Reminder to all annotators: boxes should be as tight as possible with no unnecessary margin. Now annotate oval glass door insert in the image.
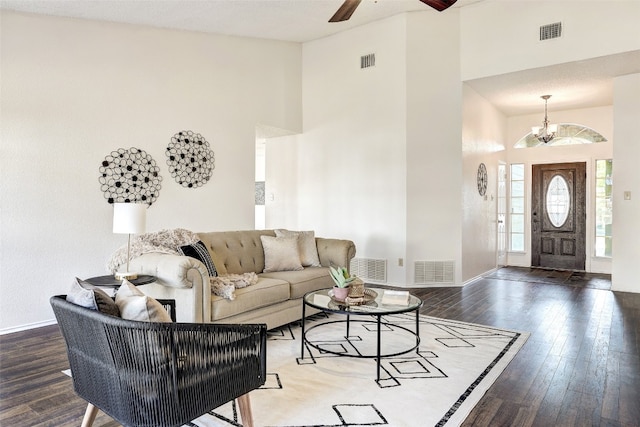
[546,175,570,227]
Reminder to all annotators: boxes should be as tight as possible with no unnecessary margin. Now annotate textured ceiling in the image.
[0,0,481,43]
[2,0,639,116]
[466,51,640,116]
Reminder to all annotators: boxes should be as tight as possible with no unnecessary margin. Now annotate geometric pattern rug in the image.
[186,313,529,427]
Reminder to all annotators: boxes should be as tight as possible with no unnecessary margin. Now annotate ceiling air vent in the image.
[360,53,375,69]
[540,22,562,41]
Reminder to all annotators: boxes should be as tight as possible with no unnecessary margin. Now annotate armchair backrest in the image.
[50,295,267,427]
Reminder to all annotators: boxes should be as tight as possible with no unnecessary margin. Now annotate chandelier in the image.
[531,95,557,143]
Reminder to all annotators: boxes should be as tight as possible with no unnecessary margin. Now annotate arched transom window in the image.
[515,123,607,148]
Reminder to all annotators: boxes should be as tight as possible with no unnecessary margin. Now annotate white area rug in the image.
[186,313,529,427]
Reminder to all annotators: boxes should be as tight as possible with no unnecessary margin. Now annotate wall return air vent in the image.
[350,257,387,282]
[540,22,562,41]
[414,261,455,285]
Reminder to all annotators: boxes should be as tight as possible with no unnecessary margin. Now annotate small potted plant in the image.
[329,266,355,301]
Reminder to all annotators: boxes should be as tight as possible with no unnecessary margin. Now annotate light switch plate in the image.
[624,191,631,200]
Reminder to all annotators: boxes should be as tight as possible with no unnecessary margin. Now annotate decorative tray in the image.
[346,287,378,305]
[327,288,378,306]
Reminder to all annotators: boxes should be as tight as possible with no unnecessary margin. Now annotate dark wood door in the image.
[531,162,586,270]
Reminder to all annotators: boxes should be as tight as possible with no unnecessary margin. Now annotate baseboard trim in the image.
[0,319,57,335]
[409,283,464,288]
[463,267,498,287]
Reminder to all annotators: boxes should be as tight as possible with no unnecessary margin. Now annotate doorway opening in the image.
[255,124,298,230]
[255,138,266,229]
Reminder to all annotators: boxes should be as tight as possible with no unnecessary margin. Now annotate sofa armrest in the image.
[128,253,208,289]
[128,253,211,323]
[315,238,356,270]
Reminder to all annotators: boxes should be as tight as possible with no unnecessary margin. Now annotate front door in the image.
[531,162,586,270]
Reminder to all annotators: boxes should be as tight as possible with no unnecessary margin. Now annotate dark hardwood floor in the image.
[1,267,638,426]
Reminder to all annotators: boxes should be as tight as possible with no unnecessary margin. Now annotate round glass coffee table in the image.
[301,287,423,382]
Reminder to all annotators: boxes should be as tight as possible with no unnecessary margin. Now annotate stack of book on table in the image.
[381,290,410,305]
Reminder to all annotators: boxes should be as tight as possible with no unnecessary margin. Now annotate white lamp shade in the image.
[113,203,147,234]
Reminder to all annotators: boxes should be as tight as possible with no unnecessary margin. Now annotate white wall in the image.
[405,11,463,285]
[297,15,408,285]
[461,85,507,282]
[0,11,302,332]
[291,11,465,287]
[612,73,640,292]
[505,106,614,273]
[460,1,640,80]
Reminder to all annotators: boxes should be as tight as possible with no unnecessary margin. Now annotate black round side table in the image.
[84,275,156,287]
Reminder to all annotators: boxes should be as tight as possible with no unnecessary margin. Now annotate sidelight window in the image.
[595,159,613,257]
[509,164,525,251]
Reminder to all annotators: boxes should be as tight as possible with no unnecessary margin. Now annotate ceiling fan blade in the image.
[329,0,362,22]
[419,0,458,12]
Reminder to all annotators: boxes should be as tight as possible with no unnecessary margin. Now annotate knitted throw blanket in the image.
[107,228,200,273]
[210,273,258,300]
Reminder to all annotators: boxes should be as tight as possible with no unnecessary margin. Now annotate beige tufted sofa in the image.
[130,230,356,329]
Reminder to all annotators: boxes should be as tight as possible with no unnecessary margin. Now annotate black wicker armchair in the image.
[50,295,267,427]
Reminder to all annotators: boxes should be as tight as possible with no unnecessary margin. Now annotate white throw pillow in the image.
[274,229,321,267]
[115,281,172,322]
[261,235,304,273]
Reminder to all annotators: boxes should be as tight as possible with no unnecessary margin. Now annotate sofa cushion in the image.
[274,229,321,267]
[260,235,304,273]
[210,277,290,321]
[178,240,218,276]
[260,267,331,299]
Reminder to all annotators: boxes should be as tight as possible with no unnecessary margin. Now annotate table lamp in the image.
[113,202,147,280]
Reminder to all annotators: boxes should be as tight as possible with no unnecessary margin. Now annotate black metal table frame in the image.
[84,274,156,287]
[300,292,422,383]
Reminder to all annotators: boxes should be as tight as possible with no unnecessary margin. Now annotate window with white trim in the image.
[509,163,525,252]
[595,159,613,257]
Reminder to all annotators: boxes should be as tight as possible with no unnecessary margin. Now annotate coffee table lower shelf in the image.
[300,288,423,383]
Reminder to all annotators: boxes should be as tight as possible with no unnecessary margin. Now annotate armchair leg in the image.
[81,403,98,427]
[237,393,254,427]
